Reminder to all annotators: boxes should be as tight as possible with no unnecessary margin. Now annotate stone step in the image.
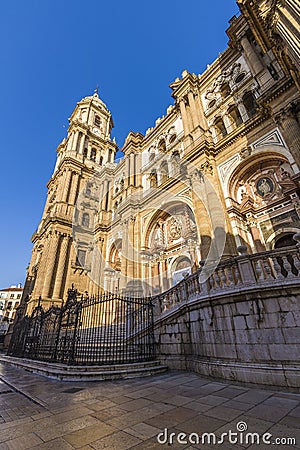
[0,355,168,381]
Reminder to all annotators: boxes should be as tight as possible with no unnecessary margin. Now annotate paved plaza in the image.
[0,363,299,449]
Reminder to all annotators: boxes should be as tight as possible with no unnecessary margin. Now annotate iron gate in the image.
[8,288,155,365]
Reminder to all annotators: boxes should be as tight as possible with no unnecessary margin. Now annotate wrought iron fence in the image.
[8,288,155,365]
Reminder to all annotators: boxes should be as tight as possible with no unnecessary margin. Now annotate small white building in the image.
[0,284,23,328]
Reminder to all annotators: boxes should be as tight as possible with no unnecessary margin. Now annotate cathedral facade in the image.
[22,0,300,313]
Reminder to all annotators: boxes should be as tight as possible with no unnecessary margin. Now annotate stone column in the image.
[98,181,104,212]
[107,180,112,212]
[68,172,79,205]
[240,35,264,76]
[135,153,142,187]
[126,217,135,281]
[121,220,129,279]
[79,134,85,154]
[134,214,141,279]
[248,220,266,252]
[209,159,237,258]
[158,261,164,292]
[153,261,159,292]
[163,258,169,289]
[102,179,109,211]
[129,153,135,187]
[72,132,78,152]
[187,91,197,130]
[62,170,72,203]
[52,235,70,300]
[179,97,191,135]
[67,133,73,151]
[193,92,206,129]
[275,105,300,169]
[190,173,213,259]
[186,102,194,133]
[32,238,50,299]
[41,232,60,299]
[57,171,67,202]
[124,154,130,189]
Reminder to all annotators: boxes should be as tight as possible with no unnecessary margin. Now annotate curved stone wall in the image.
[153,248,300,388]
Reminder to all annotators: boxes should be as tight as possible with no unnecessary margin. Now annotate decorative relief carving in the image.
[256,177,275,198]
[205,62,242,97]
[168,218,182,240]
[200,160,214,175]
[274,101,300,126]
[239,146,252,159]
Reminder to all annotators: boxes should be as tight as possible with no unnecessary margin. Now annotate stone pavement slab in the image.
[0,362,299,449]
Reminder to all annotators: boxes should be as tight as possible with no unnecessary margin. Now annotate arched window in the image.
[149,152,155,162]
[169,133,176,145]
[208,98,217,109]
[149,170,158,188]
[214,117,227,139]
[160,161,169,184]
[274,234,296,249]
[90,148,96,161]
[82,213,90,227]
[235,73,246,84]
[94,115,101,127]
[99,156,103,165]
[158,139,166,153]
[221,82,231,99]
[228,105,243,127]
[242,91,257,118]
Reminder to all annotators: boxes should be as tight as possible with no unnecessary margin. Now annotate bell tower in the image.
[23,91,118,313]
[54,89,117,171]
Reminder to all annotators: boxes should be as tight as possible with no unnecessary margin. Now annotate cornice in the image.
[258,77,294,105]
[31,219,73,243]
[142,108,180,148]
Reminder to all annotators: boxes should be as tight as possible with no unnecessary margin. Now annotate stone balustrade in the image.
[152,245,300,388]
[153,246,300,317]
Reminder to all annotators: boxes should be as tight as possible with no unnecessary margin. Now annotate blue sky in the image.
[0,0,239,288]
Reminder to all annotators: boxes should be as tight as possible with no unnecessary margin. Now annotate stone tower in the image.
[23,92,118,312]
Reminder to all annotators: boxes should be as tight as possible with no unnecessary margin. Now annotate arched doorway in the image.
[274,234,296,249]
[172,256,192,285]
[143,202,199,293]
